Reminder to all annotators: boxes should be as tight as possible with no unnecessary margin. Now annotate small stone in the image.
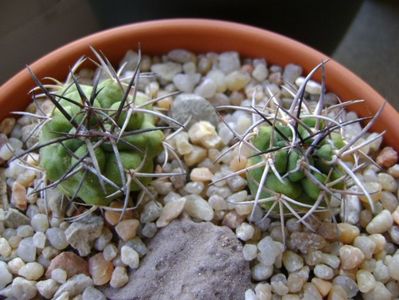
[252,263,273,281]
[222,211,245,229]
[257,236,283,266]
[378,173,397,192]
[218,51,241,74]
[366,209,393,234]
[103,243,118,262]
[42,246,60,260]
[31,213,49,232]
[170,93,218,127]
[245,289,257,300]
[168,49,195,63]
[184,181,204,195]
[333,275,359,298]
[10,277,37,299]
[337,223,360,244]
[82,286,106,300]
[242,244,257,261]
[0,117,16,135]
[151,62,182,82]
[64,215,104,256]
[388,254,399,280]
[287,272,306,293]
[236,223,255,241]
[380,191,398,212]
[327,285,348,300]
[4,208,30,228]
[369,233,386,253]
[0,261,12,289]
[363,282,392,300]
[173,73,201,93]
[156,197,186,227]
[184,145,207,167]
[282,250,304,273]
[141,222,157,238]
[393,206,399,225]
[94,227,113,251]
[110,266,129,288]
[188,121,221,149]
[283,64,302,83]
[120,245,139,269]
[53,274,93,299]
[339,245,365,270]
[255,282,272,300]
[7,257,25,275]
[0,237,11,257]
[353,236,376,259]
[373,260,390,283]
[226,174,247,192]
[32,232,46,249]
[314,264,334,280]
[376,147,398,168]
[115,219,140,241]
[357,270,376,293]
[271,275,289,296]
[104,201,134,226]
[17,225,34,238]
[389,225,399,244]
[46,252,89,278]
[252,63,268,82]
[51,268,67,283]
[311,278,332,297]
[295,77,322,95]
[46,228,68,250]
[194,78,217,98]
[208,195,228,211]
[89,253,113,286]
[173,132,193,156]
[11,181,27,210]
[184,194,214,221]
[226,71,251,91]
[17,237,36,262]
[388,164,399,178]
[18,262,44,281]
[54,291,69,300]
[289,232,326,254]
[36,279,59,299]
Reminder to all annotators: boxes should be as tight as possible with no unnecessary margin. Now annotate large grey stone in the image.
[104,218,251,300]
[170,93,219,128]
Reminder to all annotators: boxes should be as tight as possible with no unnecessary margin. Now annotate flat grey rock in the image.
[104,218,251,300]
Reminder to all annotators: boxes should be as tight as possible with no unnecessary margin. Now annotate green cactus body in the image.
[38,79,164,205]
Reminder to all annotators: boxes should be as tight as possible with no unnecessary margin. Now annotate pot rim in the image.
[0,18,397,149]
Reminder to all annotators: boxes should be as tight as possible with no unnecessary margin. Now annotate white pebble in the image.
[110,266,129,288]
[363,282,392,300]
[282,250,304,273]
[120,246,139,269]
[353,236,376,259]
[184,194,214,221]
[46,228,69,250]
[225,71,251,91]
[244,289,257,300]
[18,262,44,280]
[173,73,201,93]
[17,237,36,262]
[156,197,186,228]
[357,270,376,293]
[31,213,49,232]
[0,237,11,257]
[295,77,322,94]
[373,260,390,283]
[151,62,182,82]
[141,223,157,238]
[82,286,106,300]
[242,244,257,261]
[32,232,46,249]
[17,225,34,238]
[251,263,273,281]
[184,181,204,195]
[194,78,217,98]
[314,264,334,280]
[36,279,59,299]
[0,261,13,289]
[218,51,241,74]
[168,49,195,63]
[103,243,118,262]
[236,223,255,241]
[388,254,399,280]
[10,277,37,299]
[206,69,227,93]
[366,209,393,234]
[51,268,67,283]
[257,236,283,266]
[252,63,268,82]
[378,173,397,192]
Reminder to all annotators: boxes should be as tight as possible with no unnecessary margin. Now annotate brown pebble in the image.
[376,147,398,168]
[104,201,135,226]
[89,252,114,286]
[46,252,89,278]
[0,118,16,135]
[115,219,140,241]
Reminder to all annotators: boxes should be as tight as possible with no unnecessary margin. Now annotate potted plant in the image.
[1,19,398,299]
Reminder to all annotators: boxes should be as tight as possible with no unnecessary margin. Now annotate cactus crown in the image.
[216,62,384,241]
[13,48,185,220]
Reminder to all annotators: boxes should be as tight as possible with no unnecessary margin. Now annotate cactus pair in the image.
[15,49,183,214]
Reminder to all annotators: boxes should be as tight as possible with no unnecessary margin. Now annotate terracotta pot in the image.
[0,19,397,149]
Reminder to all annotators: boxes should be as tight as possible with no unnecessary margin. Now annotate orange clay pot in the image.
[0,19,398,150]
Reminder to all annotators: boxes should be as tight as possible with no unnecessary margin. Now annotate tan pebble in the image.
[173,132,193,155]
[18,262,44,281]
[115,219,140,241]
[388,164,399,178]
[156,198,186,227]
[230,155,248,172]
[110,266,129,288]
[184,194,214,221]
[11,181,27,210]
[184,145,207,167]
[222,211,245,229]
[376,147,398,168]
[8,257,25,275]
[156,97,172,110]
[339,245,365,270]
[0,118,16,135]
[328,285,348,300]
[188,121,222,149]
[104,201,134,226]
[356,269,376,293]
[359,209,373,228]
[190,167,213,182]
[337,223,360,244]
[226,70,251,91]
[317,222,338,241]
[88,253,113,286]
[366,209,393,234]
[255,282,272,300]
[378,173,397,192]
[46,252,89,278]
[311,278,332,297]
[359,181,382,204]
[392,206,399,225]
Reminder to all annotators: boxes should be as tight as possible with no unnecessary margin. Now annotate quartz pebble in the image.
[31,213,49,232]
[0,261,13,289]
[366,209,393,234]
[333,275,358,298]
[18,262,44,281]
[353,236,376,259]
[173,73,201,93]
[184,194,214,221]
[251,263,273,281]
[314,264,334,280]
[10,277,37,299]
[388,253,399,280]
[53,274,93,299]
[0,237,11,257]
[236,223,255,241]
[82,286,106,300]
[156,197,186,227]
[376,147,398,168]
[242,244,257,261]
[46,228,69,250]
[46,252,89,278]
[151,62,182,82]
[110,266,129,288]
[337,222,360,244]
[218,51,241,74]
[32,231,46,249]
[7,257,25,275]
[120,245,140,269]
[103,244,118,262]
[36,278,59,299]
[282,250,304,273]
[51,268,67,283]
[244,289,257,300]
[88,253,113,286]
[17,237,36,262]
[363,282,392,300]
[190,167,214,182]
[339,245,365,270]
[115,219,140,241]
[357,270,376,293]
[17,224,34,238]
[328,285,348,300]
[311,278,332,297]
[141,222,157,238]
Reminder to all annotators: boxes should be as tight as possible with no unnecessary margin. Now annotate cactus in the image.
[215,62,384,241]
[14,48,184,218]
